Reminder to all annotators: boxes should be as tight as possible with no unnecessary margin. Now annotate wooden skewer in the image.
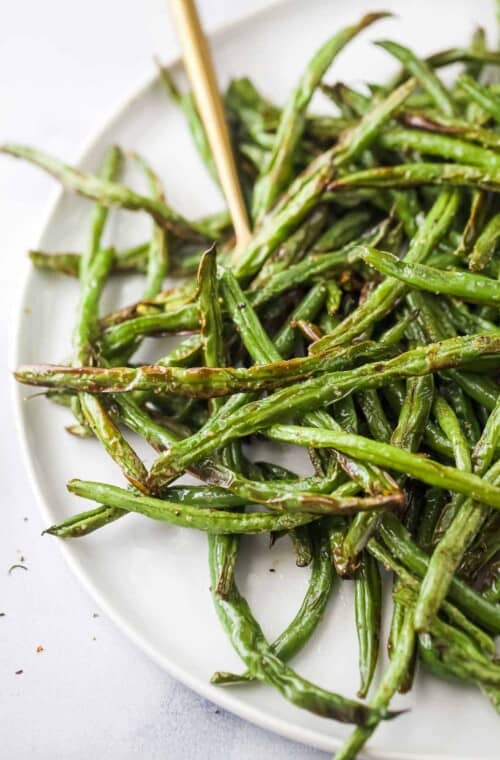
[168,0,252,255]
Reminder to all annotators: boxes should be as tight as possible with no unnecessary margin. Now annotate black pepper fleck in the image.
[8,564,28,575]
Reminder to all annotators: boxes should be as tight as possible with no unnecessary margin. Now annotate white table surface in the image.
[0,2,326,757]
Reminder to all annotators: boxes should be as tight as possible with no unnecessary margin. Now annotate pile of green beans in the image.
[7,10,500,758]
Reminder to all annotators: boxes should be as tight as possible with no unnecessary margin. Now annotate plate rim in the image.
[10,3,493,758]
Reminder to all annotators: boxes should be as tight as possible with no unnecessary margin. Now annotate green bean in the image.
[354,551,381,698]
[98,304,199,355]
[328,161,500,194]
[67,159,120,431]
[380,379,406,416]
[359,245,500,307]
[398,109,500,148]
[67,478,321,533]
[211,523,335,685]
[80,396,148,491]
[16,342,399,399]
[197,243,246,602]
[157,62,218,184]
[469,211,500,272]
[332,396,359,435]
[239,141,269,172]
[443,297,498,335]
[335,78,417,165]
[46,484,255,537]
[334,608,415,760]
[445,378,498,430]
[438,377,486,442]
[387,370,434,688]
[33,244,221,294]
[319,312,340,334]
[320,104,500,151]
[418,631,477,682]
[101,279,197,328]
[416,487,448,554]
[0,143,209,241]
[289,524,314,568]
[72,247,115,365]
[385,373,431,676]
[472,396,500,474]
[427,47,500,69]
[335,382,391,575]
[224,77,280,144]
[234,146,336,279]
[252,12,389,220]
[254,219,390,308]
[378,126,500,169]
[29,250,88,278]
[159,334,204,367]
[29,242,151,278]
[376,40,456,116]
[376,49,500,102]
[433,397,471,472]
[458,75,500,122]
[273,282,327,357]
[378,310,414,346]
[455,190,490,259]
[398,587,500,690]
[265,425,500,509]
[254,461,298,481]
[81,146,123,276]
[201,464,399,514]
[131,153,169,299]
[16,333,400,395]
[321,81,369,117]
[324,279,342,315]
[392,375,434,454]
[66,146,153,488]
[100,396,241,508]
[46,504,125,538]
[197,247,225,404]
[248,244,359,309]
[355,390,392,443]
[213,533,239,600]
[312,209,373,252]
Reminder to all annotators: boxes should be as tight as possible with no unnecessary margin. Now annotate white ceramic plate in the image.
[15,1,499,757]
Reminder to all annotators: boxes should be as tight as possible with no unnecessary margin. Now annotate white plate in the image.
[14,1,499,757]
